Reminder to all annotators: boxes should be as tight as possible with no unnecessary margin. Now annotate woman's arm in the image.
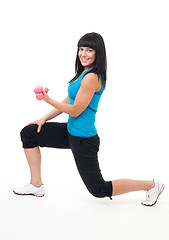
[29,96,70,133]
[43,73,100,117]
[42,96,70,121]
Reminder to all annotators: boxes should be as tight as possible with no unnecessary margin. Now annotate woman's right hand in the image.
[28,118,46,133]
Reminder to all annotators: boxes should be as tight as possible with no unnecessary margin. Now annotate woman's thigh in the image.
[20,122,70,149]
[69,134,112,198]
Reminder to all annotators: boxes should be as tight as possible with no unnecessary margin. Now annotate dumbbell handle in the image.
[35,85,49,100]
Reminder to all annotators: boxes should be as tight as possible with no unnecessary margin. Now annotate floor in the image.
[1,178,169,240]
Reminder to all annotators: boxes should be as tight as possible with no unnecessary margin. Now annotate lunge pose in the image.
[13,32,164,206]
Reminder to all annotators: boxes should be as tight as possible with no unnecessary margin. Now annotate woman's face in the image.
[78,46,96,70]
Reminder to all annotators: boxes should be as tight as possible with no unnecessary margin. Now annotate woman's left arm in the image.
[43,73,99,117]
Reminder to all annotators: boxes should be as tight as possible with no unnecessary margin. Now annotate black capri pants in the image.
[20,122,113,199]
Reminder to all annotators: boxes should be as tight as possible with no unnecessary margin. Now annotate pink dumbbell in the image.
[35,85,49,100]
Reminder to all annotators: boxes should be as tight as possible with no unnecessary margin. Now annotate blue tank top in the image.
[67,68,104,138]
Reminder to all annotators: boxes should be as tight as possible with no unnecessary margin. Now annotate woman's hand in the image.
[42,90,50,103]
[28,118,46,133]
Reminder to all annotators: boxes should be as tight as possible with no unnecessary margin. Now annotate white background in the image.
[0,0,169,239]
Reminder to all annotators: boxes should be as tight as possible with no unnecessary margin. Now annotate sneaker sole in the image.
[13,190,45,197]
[141,184,165,207]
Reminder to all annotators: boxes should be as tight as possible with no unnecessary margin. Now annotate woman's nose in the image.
[82,50,86,56]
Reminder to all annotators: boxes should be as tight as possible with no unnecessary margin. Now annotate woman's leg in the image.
[13,123,69,196]
[112,179,165,206]
[69,134,156,200]
[70,134,113,198]
[19,123,69,187]
[24,147,42,187]
[112,179,154,196]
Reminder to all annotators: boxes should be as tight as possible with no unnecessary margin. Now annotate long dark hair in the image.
[69,32,107,88]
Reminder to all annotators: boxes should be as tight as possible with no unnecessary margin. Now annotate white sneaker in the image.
[13,183,45,197]
[141,180,165,206]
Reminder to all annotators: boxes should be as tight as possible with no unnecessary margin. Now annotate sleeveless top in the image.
[67,68,104,138]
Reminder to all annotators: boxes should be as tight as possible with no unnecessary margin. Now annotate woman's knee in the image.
[20,124,36,138]
[87,181,113,199]
[20,124,38,146]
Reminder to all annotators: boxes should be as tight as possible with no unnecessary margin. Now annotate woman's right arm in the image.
[42,96,70,121]
[29,96,69,132]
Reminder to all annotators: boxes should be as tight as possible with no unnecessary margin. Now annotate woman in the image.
[13,32,164,206]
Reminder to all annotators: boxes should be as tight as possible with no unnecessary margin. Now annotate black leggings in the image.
[20,122,113,199]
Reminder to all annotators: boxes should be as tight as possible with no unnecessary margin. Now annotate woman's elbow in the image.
[71,106,82,117]
[71,111,81,118]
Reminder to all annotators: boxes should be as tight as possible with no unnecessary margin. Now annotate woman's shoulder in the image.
[81,72,100,91]
[83,72,99,82]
